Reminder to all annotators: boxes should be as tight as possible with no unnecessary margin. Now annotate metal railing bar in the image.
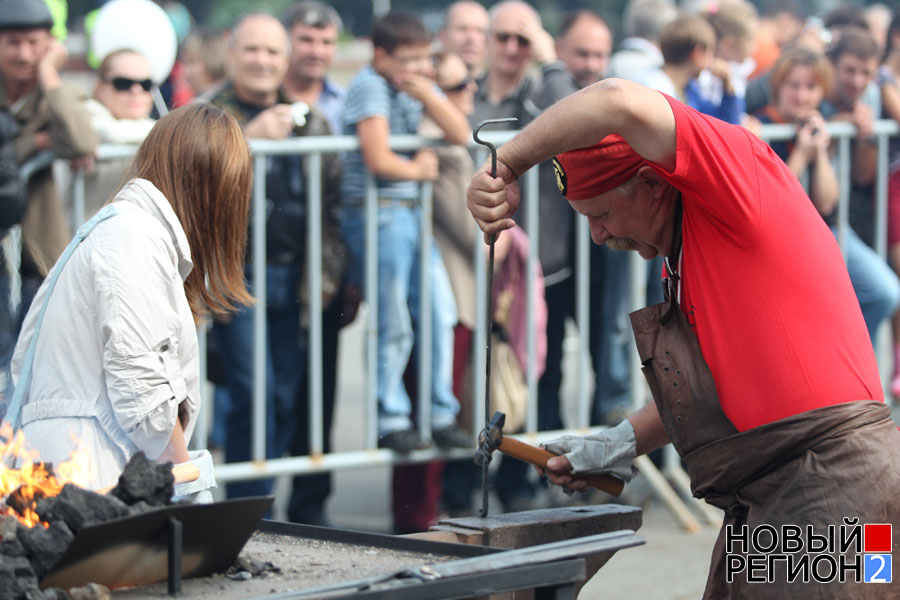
[417,181,433,438]
[307,152,324,455]
[71,169,86,230]
[213,426,620,481]
[837,136,851,258]
[251,154,268,462]
[576,216,591,428]
[364,172,379,449]
[876,133,889,259]
[524,167,539,433]
[88,121,900,162]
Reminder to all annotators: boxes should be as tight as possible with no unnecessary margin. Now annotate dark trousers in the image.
[287,292,342,523]
[215,264,303,499]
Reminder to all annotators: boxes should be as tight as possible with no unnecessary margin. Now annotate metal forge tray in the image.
[40,496,275,591]
[110,519,643,600]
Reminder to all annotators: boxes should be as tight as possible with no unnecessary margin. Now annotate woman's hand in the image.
[795,111,830,159]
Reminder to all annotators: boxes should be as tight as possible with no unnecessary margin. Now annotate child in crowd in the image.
[340,11,471,452]
[698,0,759,126]
[636,14,742,125]
[180,27,227,99]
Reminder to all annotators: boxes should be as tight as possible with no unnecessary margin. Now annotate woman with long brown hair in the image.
[5,103,253,498]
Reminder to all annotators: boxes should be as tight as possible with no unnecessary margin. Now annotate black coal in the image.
[0,453,175,600]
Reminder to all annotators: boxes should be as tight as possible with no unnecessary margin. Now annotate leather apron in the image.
[629,203,738,470]
[627,204,900,598]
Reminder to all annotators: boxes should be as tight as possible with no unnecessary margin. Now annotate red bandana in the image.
[552,134,650,200]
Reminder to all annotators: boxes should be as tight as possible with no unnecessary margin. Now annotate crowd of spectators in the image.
[3,0,900,532]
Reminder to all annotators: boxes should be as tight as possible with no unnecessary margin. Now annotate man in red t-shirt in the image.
[467,78,900,598]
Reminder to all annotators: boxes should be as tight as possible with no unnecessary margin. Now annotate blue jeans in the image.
[832,226,900,342]
[342,204,459,435]
[213,263,304,498]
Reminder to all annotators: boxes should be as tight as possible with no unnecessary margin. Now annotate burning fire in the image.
[0,422,94,528]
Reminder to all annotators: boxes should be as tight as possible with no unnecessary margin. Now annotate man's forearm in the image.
[496,78,677,179]
[421,94,470,145]
[628,402,670,456]
[851,142,877,185]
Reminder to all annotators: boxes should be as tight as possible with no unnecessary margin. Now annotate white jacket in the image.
[84,98,156,144]
[10,178,200,491]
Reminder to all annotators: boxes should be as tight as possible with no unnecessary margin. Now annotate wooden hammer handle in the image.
[498,436,625,496]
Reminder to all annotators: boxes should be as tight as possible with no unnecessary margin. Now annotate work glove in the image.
[542,419,638,483]
[172,449,217,504]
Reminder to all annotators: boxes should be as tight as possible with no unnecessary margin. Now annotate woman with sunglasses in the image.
[75,49,158,221]
[87,49,156,144]
[6,104,253,501]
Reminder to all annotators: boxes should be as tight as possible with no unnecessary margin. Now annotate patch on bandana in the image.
[552,157,567,195]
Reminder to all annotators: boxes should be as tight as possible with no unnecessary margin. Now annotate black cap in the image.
[0,0,54,32]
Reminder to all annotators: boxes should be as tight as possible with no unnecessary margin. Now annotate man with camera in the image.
[206,13,340,501]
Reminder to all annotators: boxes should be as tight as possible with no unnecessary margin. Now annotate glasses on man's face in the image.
[440,76,473,93]
[493,32,529,47]
[106,76,153,92]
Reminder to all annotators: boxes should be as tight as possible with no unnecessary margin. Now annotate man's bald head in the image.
[557,11,612,88]
[231,13,290,53]
[440,1,488,74]
[489,1,541,26]
[228,14,290,105]
[487,1,540,79]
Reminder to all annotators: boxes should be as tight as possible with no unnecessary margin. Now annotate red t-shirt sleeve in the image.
[650,94,763,247]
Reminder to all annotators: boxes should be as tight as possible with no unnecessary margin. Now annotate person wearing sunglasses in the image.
[73,49,158,223]
[88,49,156,145]
[475,0,555,121]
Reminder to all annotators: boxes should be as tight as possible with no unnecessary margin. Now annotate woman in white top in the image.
[8,103,253,494]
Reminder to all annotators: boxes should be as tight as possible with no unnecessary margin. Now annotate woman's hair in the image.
[130,103,254,322]
[769,46,834,103]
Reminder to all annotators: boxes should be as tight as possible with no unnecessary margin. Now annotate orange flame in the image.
[0,422,94,528]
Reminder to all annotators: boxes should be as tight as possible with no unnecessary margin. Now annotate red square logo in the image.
[864,524,892,553]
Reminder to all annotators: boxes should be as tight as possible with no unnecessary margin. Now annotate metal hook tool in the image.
[472,117,517,518]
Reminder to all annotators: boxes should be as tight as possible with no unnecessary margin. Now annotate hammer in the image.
[475,412,625,496]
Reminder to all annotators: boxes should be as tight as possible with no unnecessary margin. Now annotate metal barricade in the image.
[58,120,898,490]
